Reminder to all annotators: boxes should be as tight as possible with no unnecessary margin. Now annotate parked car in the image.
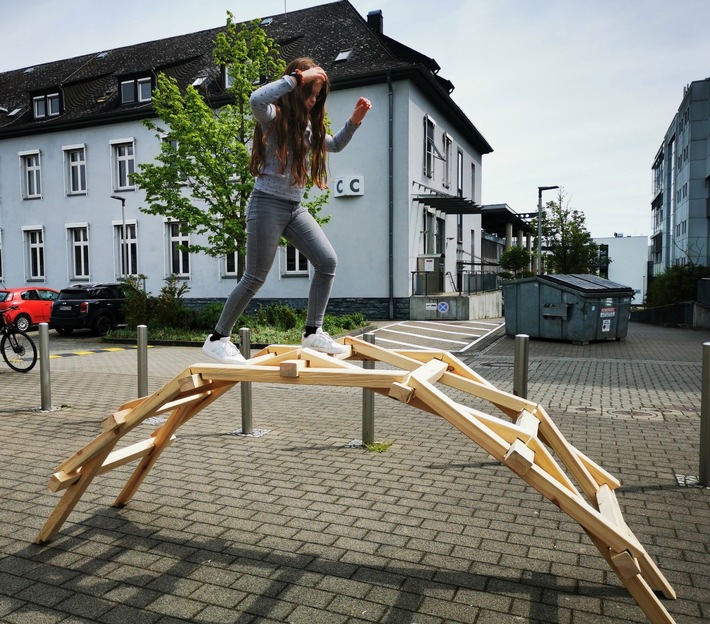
[50,283,134,336]
[0,286,60,331]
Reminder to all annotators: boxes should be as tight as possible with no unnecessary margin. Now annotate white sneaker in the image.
[301,328,347,355]
[201,335,247,364]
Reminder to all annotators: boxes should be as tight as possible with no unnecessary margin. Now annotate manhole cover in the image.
[606,408,662,420]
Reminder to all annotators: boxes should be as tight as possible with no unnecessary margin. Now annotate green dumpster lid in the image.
[541,274,634,294]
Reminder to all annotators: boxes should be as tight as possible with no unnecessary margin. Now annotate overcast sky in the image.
[2,0,710,238]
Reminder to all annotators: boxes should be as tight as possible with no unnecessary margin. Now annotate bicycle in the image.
[0,306,38,373]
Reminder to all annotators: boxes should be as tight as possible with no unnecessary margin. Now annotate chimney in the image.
[367,9,383,34]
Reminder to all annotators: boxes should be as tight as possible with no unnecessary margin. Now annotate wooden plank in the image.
[344,336,428,371]
[586,530,677,623]
[515,410,539,440]
[395,349,497,388]
[407,376,510,462]
[48,435,176,492]
[532,404,600,501]
[35,444,115,543]
[440,371,538,413]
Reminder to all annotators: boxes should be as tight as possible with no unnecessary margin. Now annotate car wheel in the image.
[55,327,74,336]
[14,314,31,332]
[93,313,113,336]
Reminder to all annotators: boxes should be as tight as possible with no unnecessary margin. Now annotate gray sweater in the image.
[250,75,359,202]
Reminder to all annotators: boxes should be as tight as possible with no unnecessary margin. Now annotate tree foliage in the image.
[132,13,332,270]
[645,264,710,307]
[535,190,600,274]
[498,246,531,278]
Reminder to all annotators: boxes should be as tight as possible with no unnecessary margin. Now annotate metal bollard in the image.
[39,323,51,411]
[513,333,529,399]
[362,332,375,445]
[137,325,148,398]
[239,327,253,435]
[700,342,710,486]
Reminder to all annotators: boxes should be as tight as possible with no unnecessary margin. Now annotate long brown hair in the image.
[249,57,330,188]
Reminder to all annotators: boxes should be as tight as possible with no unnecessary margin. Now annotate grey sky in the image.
[2,0,709,237]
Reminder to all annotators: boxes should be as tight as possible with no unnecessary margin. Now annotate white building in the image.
[593,234,649,304]
[0,1,519,320]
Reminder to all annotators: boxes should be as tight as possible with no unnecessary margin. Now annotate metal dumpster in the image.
[503,274,634,343]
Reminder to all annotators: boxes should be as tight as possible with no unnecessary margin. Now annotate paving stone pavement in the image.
[0,321,708,623]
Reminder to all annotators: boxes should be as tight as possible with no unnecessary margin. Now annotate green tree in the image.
[132,13,283,267]
[498,246,531,278]
[646,264,710,307]
[536,190,600,274]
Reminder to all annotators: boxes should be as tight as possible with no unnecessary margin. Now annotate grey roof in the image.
[0,0,492,153]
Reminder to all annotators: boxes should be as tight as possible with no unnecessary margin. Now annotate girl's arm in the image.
[249,76,296,126]
[326,97,372,152]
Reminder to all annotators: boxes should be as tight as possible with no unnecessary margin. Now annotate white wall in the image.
[594,235,649,304]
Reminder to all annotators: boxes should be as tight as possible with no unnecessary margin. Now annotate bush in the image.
[646,264,710,307]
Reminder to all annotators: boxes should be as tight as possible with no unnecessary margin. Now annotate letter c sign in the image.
[334,176,364,197]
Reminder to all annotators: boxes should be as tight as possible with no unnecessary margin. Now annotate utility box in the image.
[414,255,444,295]
[503,274,634,344]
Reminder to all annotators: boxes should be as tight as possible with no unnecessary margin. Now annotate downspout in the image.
[387,71,394,319]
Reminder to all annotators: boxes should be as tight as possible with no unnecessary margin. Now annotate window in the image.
[442,133,452,189]
[64,145,87,195]
[224,250,240,277]
[456,150,464,198]
[471,162,476,199]
[120,77,152,104]
[68,226,90,279]
[115,222,137,277]
[285,244,309,275]
[423,116,436,178]
[24,228,45,279]
[20,150,42,199]
[168,222,189,276]
[111,139,135,190]
[32,92,60,118]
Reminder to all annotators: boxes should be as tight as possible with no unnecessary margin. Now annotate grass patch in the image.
[364,441,392,453]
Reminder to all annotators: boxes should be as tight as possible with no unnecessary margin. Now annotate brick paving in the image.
[0,321,708,623]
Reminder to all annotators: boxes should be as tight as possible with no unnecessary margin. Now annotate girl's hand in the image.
[350,97,372,125]
[301,66,328,84]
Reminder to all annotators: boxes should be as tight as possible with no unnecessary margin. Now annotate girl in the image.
[202,57,372,364]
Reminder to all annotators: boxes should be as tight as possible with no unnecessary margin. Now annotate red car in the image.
[0,286,60,332]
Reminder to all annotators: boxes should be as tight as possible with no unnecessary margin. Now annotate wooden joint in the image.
[280,359,307,378]
[504,438,535,475]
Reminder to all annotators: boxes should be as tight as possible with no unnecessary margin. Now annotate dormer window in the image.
[33,92,61,119]
[120,76,153,104]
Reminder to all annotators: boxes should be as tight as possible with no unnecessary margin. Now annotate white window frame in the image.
[456,150,464,198]
[283,244,309,276]
[112,219,138,278]
[224,249,240,277]
[63,143,87,195]
[120,77,152,104]
[424,116,436,178]
[32,92,60,119]
[110,138,135,191]
[442,133,452,189]
[166,221,190,277]
[137,77,152,102]
[19,149,42,199]
[22,226,45,280]
[66,223,90,280]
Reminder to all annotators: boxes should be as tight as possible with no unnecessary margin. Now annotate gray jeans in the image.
[215,190,337,335]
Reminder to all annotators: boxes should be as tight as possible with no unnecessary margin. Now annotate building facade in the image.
[0,1,502,320]
[651,77,710,277]
[593,234,648,304]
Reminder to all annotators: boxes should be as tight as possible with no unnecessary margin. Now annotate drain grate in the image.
[226,428,271,437]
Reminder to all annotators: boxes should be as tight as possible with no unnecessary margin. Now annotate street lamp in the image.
[110,195,127,277]
[536,185,559,275]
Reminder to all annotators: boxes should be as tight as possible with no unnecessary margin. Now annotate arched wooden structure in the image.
[36,336,677,623]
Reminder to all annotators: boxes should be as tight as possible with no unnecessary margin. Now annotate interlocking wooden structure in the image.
[36,336,677,623]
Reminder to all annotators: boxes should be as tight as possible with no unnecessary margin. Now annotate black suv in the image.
[50,283,134,336]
